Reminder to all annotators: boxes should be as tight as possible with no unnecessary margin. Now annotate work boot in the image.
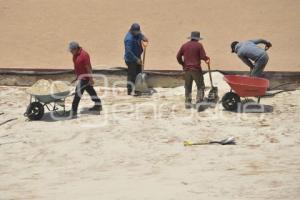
[89,105,102,112]
[66,110,78,119]
[185,103,192,109]
[134,91,142,97]
[196,89,205,102]
[185,93,192,109]
[196,101,205,112]
[185,99,192,109]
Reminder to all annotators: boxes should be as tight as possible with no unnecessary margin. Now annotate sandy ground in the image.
[0,0,300,71]
[0,73,300,200]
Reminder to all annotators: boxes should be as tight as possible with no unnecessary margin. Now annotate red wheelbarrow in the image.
[221,75,269,111]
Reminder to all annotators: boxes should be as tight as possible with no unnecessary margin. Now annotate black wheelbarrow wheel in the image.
[25,102,44,120]
[222,92,241,111]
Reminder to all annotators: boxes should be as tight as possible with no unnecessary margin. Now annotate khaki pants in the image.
[184,70,205,103]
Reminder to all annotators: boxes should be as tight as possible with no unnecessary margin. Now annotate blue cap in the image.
[130,23,141,32]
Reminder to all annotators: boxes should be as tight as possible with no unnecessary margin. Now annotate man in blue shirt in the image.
[124,23,148,95]
[231,39,272,77]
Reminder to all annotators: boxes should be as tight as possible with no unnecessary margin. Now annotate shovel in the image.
[207,62,219,102]
[184,137,236,146]
[135,44,149,93]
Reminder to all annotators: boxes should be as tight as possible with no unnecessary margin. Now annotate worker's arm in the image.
[83,55,94,85]
[238,55,255,69]
[142,34,149,43]
[84,64,95,85]
[250,39,272,50]
[176,47,184,67]
[86,64,93,76]
[125,40,140,63]
[199,44,210,64]
[141,34,149,50]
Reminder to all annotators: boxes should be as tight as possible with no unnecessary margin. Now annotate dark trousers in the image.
[72,79,101,112]
[184,70,205,103]
[126,61,142,94]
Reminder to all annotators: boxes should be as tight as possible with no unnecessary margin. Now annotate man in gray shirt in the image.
[231,39,272,77]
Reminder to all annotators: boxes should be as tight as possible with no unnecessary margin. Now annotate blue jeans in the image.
[251,54,269,77]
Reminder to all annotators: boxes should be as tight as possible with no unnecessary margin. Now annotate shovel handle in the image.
[207,62,214,87]
[142,47,146,72]
[184,141,211,146]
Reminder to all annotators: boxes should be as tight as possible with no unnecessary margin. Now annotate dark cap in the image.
[231,41,239,53]
[130,23,141,33]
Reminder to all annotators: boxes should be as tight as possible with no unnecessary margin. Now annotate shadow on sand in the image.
[236,99,273,113]
[39,111,73,122]
[193,98,273,113]
[38,108,100,122]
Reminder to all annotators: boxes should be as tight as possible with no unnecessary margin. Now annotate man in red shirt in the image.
[69,42,102,117]
[177,32,210,109]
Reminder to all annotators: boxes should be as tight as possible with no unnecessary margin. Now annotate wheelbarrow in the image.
[24,91,73,120]
[221,75,269,111]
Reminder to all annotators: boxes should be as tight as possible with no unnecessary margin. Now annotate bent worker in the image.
[68,42,102,117]
[124,23,148,96]
[177,31,210,109]
[231,39,272,77]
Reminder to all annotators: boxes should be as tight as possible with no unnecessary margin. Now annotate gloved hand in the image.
[265,42,272,50]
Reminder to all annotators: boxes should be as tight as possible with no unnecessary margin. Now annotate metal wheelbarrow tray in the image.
[221,75,270,111]
[24,91,73,120]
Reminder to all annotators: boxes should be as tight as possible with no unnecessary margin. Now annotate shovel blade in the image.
[219,137,236,145]
[207,87,219,102]
[135,73,149,92]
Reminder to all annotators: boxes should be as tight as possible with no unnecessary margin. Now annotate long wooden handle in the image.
[142,47,146,72]
[207,62,214,87]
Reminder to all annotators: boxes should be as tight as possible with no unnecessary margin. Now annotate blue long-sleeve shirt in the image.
[124,32,144,63]
[235,39,269,68]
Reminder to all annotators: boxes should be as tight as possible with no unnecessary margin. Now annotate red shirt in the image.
[176,41,209,71]
[73,48,92,80]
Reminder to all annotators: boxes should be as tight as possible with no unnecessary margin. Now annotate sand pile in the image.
[203,71,231,95]
[26,79,70,95]
[157,72,230,98]
[0,85,300,199]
